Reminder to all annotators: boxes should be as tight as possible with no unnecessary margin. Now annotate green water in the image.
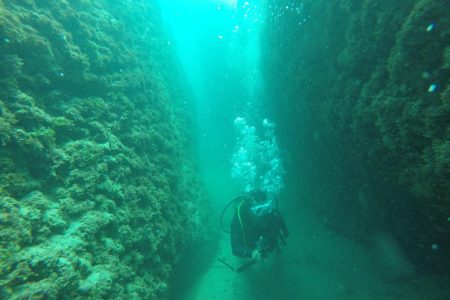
[1,0,448,299]
[159,0,449,299]
[158,0,267,209]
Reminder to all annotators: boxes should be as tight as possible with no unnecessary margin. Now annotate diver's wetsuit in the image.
[230,197,289,258]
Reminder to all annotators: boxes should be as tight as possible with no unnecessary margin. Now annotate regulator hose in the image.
[219,197,238,233]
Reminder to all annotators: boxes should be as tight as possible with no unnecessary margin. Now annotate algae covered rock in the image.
[0,0,213,299]
[261,0,449,273]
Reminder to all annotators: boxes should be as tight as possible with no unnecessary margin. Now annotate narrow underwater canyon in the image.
[0,0,449,299]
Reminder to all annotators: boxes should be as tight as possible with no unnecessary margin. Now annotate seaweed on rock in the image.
[261,0,449,274]
[0,1,212,299]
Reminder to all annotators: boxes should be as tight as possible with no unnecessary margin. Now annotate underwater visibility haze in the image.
[0,0,449,299]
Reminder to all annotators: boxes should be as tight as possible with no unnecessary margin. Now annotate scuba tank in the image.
[219,195,247,233]
[219,193,279,233]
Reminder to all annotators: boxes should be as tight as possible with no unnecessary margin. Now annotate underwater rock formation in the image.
[261,0,449,273]
[0,1,211,299]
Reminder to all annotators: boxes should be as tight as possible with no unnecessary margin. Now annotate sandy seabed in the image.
[183,206,449,300]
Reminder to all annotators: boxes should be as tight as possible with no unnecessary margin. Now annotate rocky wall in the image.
[0,0,212,299]
[261,0,449,273]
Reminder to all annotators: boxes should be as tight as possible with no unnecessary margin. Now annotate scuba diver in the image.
[227,189,289,262]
